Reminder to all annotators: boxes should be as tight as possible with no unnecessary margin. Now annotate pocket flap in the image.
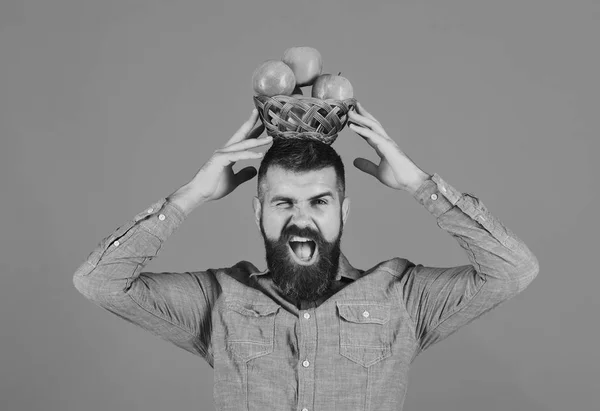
[226,300,280,317]
[337,302,391,325]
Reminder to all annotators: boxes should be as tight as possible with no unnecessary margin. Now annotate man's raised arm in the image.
[399,173,539,353]
[72,194,217,359]
[73,110,271,362]
[347,103,539,354]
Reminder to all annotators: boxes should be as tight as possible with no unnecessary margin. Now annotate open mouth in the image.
[288,240,318,264]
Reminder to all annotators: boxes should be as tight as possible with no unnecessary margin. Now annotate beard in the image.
[259,213,343,303]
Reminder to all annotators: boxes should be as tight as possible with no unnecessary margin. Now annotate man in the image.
[73,102,539,411]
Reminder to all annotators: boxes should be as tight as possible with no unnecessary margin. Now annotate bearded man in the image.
[74,103,539,411]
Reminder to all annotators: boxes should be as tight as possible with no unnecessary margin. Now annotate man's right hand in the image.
[168,109,272,216]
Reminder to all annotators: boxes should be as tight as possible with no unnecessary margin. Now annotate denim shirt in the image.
[73,173,539,411]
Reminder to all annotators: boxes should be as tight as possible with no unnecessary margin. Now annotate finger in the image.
[214,148,265,167]
[353,158,378,178]
[348,111,388,137]
[349,123,386,157]
[234,166,258,187]
[225,109,261,147]
[220,135,272,153]
[356,102,380,124]
[225,110,261,147]
[248,122,266,140]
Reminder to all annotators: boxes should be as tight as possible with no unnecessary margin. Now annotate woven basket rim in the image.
[253,94,356,104]
[252,95,357,145]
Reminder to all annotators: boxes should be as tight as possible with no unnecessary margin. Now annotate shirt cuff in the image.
[413,173,462,218]
[137,198,187,242]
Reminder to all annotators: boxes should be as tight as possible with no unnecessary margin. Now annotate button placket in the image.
[297,309,316,409]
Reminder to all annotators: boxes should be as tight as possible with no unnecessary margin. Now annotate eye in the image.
[275,199,328,207]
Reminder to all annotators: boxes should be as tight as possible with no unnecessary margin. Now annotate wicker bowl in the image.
[253,94,357,145]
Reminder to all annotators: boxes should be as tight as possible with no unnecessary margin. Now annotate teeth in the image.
[290,236,312,242]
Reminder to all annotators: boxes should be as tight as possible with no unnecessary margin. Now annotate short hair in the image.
[257,138,345,204]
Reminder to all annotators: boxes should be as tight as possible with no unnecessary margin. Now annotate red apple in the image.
[252,60,296,97]
[282,46,323,87]
[311,73,354,100]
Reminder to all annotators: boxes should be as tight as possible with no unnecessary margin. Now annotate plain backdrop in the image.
[1,1,598,410]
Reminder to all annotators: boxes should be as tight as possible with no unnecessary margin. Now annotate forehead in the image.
[265,166,337,197]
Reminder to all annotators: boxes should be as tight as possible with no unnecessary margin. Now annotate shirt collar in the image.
[250,251,362,282]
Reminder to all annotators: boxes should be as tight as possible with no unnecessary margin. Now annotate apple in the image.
[252,60,296,97]
[282,46,323,87]
[311,72,354,100]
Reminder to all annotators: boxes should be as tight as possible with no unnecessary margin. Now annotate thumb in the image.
[353,158,378,177]
[234,166,258,187]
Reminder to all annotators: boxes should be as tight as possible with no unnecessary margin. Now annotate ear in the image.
[341,196,350,225]
[253,196,262,230]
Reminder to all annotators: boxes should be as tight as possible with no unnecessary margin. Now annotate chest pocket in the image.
[224,300,280,362]
[337,302,393,368]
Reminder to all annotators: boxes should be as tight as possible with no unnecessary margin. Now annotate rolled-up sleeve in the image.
[398,173,539,353]
[73,198,219,365]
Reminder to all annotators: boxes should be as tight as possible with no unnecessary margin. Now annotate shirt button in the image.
[302,360,310,367]
[430,193,438,200]
[302,408,309,411]
[147,208,153,213]
[303,312,310,319]
[363,311,369,318]
[158,214,166,221]
[113,240,120,246]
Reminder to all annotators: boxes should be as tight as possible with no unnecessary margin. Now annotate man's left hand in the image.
[348,102,431,195]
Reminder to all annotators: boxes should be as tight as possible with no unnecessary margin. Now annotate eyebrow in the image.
[270,191,335,204]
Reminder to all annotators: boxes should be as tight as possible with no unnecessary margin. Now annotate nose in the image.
[288,205,316,233]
